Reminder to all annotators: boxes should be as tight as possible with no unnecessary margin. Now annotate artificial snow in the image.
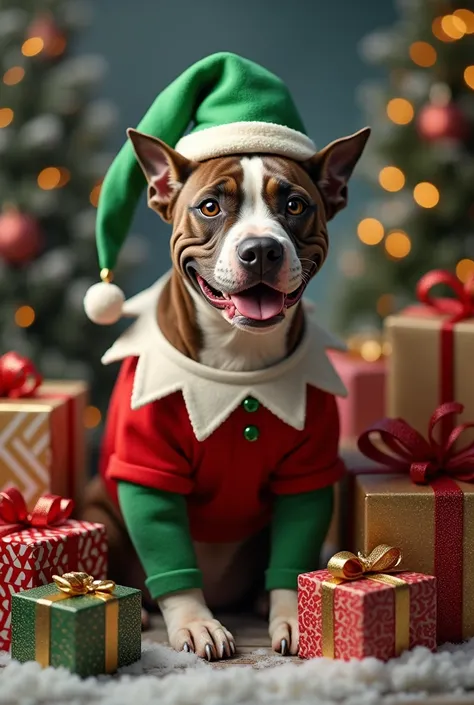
[2,639,474,705]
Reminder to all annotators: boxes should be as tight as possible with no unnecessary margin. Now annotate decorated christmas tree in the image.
[0,0,145,446]
[337,0,474,335]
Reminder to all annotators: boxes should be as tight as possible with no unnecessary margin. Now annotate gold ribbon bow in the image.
[321,545,409,659]
[327,544,402,580]
[36,572,119,672]
[53,572,116,596]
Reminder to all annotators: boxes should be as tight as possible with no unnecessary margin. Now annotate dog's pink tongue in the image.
[230,288,285,320]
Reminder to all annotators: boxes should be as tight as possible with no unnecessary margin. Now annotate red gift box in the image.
[0,488,107,651]
[298,546,437,661]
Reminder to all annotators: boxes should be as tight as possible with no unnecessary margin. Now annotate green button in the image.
[244,425,260,442]
[242,396,259,413]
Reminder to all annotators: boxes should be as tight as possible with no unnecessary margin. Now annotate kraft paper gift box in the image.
[385,269,474,444]
[11,573,141,677]
[353,401,474,645]
[298,546,437,661]
[0,352,88,511]
[0,488,107,651]
[328,349,386,446]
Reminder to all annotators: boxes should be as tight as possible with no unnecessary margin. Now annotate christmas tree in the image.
[337,0,474,336]
[0,0,145,447]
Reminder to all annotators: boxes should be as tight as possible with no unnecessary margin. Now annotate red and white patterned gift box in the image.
[298,547,437,661]
[0,489,107,651]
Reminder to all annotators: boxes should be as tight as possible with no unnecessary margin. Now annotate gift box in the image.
[328,345,386,446]
[0,488,107,651]
[0,353,88,511]
[321,449,385,564]
[11,572,141,677]
[354,401,474,645]
[298,545,437,661]
[385,269,474,444]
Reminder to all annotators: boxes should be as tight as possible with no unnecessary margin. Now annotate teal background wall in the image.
[79,0,397,327]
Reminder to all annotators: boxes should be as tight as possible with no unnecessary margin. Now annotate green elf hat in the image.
[84,52,317,325]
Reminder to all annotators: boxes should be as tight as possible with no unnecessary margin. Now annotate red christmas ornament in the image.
[0,210,43,265]
[417,102,470,142]
[27,13,67,58]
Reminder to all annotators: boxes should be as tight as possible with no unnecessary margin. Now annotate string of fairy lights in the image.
[0,22,104,430]
[355,8,474,285]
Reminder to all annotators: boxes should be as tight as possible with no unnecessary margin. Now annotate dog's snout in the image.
[237,236,284,275]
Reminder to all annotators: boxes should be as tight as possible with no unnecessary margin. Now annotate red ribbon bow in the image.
[417,269,474,323]
[358,402,474,484]
[0,352,42,398]
[0,487,74,538]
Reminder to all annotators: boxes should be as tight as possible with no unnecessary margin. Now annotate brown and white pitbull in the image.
[82,125,370,658]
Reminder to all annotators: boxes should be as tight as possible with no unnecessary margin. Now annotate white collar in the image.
[102,272,347,441]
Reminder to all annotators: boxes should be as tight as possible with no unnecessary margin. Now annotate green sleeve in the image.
[117,481,202,600]
[265,485,334,591]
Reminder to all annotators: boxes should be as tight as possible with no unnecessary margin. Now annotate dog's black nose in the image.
[237,237,284,275]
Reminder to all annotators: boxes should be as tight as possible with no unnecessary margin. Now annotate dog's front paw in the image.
[269,589,299,656]
[169,617,236,661]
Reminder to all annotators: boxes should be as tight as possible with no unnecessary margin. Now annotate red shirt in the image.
[101,356,345,543]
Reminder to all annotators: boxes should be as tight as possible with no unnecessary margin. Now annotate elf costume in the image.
[84,52,348,602]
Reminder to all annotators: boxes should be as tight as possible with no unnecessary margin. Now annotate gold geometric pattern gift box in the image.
[385,269,474,444]
[0,352,88,511]
[11,572,142,678]
[354,401,474,646]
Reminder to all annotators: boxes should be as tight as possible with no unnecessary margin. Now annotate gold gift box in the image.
[0,381,88,510]
[352,472,474,642]
[385,313,474,440]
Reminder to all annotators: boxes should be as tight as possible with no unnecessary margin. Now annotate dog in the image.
[82,125,370,660]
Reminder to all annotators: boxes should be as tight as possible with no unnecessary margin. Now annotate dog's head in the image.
[128,127,370,332]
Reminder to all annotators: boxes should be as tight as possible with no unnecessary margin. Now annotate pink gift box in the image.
[298,569,437,661]
[328,350,386,444]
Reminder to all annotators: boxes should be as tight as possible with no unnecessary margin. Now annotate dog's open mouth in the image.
[195,274,305,322]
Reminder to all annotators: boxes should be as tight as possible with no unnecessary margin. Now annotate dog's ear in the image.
[304,127,371,221]
[127,128,196,223]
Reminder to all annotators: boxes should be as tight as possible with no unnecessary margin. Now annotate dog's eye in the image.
[286,198,307,216]
[199,200,221,217]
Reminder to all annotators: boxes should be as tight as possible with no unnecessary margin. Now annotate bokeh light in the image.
[378,166,405,192]
[3,67,25,86]
[84,406,102,429]
[385,231,412,259]
[21,37,44,57]
[432,16,454,41]
[0,108,14,128]
[413,182,440,208]
[14,306,35,328]
[441,14,466,39]
[360,340,383,362]
[386,98,414,125]
[37,167,61,190]
[409,41,437,67]
[357,218,385,245]
[464,66,474,89]
[456,258,474,283]
[89,182,103,207]
[454,9,474,33]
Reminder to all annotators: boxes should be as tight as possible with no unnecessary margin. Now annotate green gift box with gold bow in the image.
[10,572,142,677]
